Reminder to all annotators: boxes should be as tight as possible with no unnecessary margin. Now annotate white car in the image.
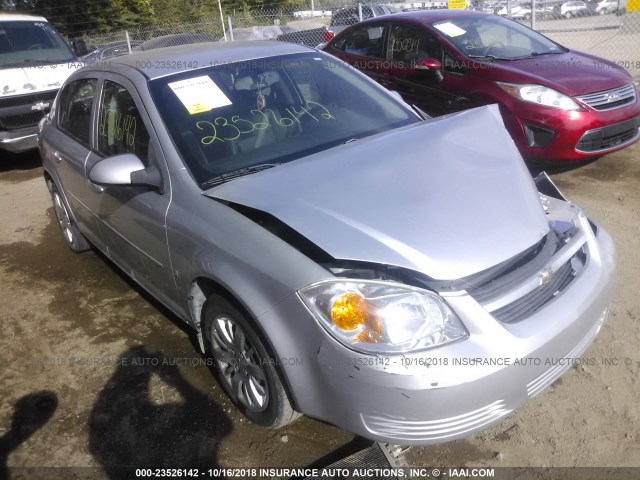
[0,13,85,153]
[510,5,534,19]
[595,0,617,14]
[560,1,589,17]
[494,2,532,18]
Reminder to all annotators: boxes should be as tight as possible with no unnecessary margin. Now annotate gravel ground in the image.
[0,143,638,478]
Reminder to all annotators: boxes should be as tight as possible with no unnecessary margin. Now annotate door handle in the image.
[53,151,62,162]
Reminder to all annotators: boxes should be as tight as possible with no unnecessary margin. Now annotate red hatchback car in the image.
[322,10,640,164]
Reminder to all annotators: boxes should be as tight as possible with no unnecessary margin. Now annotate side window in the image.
[97,80,150,163]
[388,24,442,64]
[58,78,97,146]
[340,25,385,58]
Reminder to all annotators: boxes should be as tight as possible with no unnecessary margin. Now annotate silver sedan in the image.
[38,41,616,444]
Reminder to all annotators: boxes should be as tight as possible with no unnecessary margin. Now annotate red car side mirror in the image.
[414,58,442,71]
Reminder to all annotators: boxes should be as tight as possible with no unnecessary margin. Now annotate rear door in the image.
[41,75,106,248]
[326,23,391,87]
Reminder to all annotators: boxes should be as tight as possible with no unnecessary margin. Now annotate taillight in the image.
[324,30,335,42]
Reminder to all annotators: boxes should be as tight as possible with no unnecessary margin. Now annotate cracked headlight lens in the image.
[299,280,468,354]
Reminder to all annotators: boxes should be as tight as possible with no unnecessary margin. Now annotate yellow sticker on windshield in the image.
[433,22,467,38]
[168,76,232,115]
[448,0,466,9]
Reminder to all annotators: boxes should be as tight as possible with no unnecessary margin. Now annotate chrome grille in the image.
[0,90,57,109]
[577,84,636,111]
[0,111,47,130]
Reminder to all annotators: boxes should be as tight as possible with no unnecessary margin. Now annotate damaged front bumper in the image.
[257,203,616,445]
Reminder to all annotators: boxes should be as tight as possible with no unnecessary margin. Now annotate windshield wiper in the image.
[204,163,280,187]
[510,50,566,60]
[467,54,514,61]
[412,104,431,120]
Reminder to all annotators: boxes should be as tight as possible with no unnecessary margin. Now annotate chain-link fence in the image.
[74,2,640,78]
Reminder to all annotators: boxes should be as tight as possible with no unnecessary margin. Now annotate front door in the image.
[88,75,177,306]
[386,23,457,117]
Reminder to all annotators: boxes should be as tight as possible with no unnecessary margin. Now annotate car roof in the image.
[363,9,492,24]
[103,40,315,80]
[138,33,216,51]
[0,13,48,22]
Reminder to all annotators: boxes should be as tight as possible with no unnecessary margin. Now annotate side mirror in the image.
[414,58,442,71]
[72,39,89,57]
[89,153,163,192]
[412,58,443,82]
[389,90,405,102]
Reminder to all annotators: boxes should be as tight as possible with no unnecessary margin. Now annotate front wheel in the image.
[48,180,90,252]
[203,295,299,428]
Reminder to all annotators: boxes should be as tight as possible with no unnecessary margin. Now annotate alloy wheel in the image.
[53,191,74,245]
[210,314,269,412]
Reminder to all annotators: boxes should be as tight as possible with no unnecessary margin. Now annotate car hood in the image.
[205,105,549,281]
[489,50,632,96]
[0,63,81,97]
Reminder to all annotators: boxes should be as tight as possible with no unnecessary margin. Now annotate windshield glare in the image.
[0,21,75,68]
[150,53,418,187]
[432,16,564,60]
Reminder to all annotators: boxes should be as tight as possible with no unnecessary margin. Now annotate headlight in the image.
[497,82,582,111]
[299,280,468,354]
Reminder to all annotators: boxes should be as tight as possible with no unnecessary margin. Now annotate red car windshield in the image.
[431,15,566,60]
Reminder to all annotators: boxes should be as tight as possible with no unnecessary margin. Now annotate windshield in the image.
[431,15,566,60]
[149,53,419,187]
[0,20,75,68]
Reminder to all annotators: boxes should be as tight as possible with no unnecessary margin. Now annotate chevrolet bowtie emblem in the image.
[31,101,50,111]
[539,268,553,286]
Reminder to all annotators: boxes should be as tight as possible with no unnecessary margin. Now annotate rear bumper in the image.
[0,127,38,153]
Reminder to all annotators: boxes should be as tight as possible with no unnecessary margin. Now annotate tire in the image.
[565,11,572,18]
[203,295,299,428]
[48,180,91,252]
